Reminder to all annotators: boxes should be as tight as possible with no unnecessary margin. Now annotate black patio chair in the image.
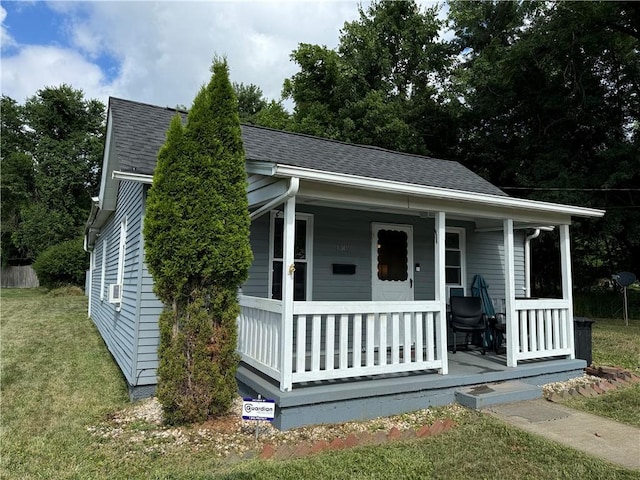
[449,296,487,355]
[489,313,507,354]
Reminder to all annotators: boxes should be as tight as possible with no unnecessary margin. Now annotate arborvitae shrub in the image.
[145,59,252,425]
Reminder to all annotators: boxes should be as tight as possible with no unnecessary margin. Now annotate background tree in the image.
[1,96,35,265]
[448,1,640,292]
[144,59,253,425]
[233,81,291,130]
[283,0,457,157]
[0,86,105,270]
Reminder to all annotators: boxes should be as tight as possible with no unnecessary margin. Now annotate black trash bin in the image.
[574,317,595,366]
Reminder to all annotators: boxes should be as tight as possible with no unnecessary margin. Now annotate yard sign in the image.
[242,397,275,421]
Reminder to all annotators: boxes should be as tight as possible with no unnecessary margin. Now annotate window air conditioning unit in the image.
[108,284,123,303]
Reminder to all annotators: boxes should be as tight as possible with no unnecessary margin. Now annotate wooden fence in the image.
[1,266,40,288]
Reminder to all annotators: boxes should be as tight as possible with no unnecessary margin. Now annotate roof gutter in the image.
[250,177,299,220]
[271,165,605,219]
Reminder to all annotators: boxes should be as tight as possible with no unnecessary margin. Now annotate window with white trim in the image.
[117,217,127,286]
[100,240,107,300]
[445,227,466,300]
[269,211,313,301]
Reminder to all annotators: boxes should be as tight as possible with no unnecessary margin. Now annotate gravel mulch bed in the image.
[87,373,608,459]
[87,396,470,458]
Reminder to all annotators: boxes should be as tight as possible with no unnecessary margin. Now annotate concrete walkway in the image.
[485,399,640,471]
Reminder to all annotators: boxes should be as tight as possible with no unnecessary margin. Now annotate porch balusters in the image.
[513,299,572,360]
[288,302,445,384]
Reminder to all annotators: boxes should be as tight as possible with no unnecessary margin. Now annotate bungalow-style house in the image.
[85,97,604,429]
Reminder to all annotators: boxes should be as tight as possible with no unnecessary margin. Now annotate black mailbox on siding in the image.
[332,264,356,275]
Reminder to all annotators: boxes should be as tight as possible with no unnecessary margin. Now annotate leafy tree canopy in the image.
[448,0,639,289]
[233,81,291,130]
[283,0,458,157]
[0,86,105,265]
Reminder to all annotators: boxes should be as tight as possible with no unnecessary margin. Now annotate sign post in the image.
[242,395,275,441]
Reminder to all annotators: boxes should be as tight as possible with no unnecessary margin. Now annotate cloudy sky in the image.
[1,1,386,109]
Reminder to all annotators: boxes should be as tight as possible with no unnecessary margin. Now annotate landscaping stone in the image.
[328,437,346,451]
[429,420,446,436]
[260,444,276,460]
[371,431,389,445]
[387,427,402,441]
[272,444,295,460]
[291,442,312,458]
[416,424,432,438]
[344,433,359,448]
[309,440,329,455]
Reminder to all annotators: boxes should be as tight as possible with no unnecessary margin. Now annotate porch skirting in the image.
[237,354,586,430]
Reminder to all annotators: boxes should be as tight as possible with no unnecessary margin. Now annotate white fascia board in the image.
[273,164,605,219]
[246,160,277,176]
[112,171,154,184]
[98,110,116,210]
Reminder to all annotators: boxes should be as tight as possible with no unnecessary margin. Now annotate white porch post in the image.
[280,196,296,391]
[560,224,575,359]
[434,211,448,374]
[503,218,518,367]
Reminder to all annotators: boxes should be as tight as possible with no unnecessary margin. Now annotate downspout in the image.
[249,177,299,220]
[524,229,541,298]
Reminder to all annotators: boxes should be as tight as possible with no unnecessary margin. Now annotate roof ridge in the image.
[109,96,188,114]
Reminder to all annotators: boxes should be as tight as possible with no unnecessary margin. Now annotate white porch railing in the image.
[238,295,573,389]
[237,296,283,382]
[292,301,446,383]
[512,299,573,361]
[238,296,447,390]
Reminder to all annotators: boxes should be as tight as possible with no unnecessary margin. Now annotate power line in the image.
[500,187,640,192]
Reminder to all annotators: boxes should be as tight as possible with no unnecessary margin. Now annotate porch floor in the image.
[237,349,587,430]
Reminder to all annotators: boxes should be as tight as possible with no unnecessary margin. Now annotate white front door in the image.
[372,223,414,301]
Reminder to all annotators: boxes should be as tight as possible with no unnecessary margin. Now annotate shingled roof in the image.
[108,97,506,197]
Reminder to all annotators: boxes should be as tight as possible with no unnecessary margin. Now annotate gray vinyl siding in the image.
[89,181,144,386]
[89,183,163,387]
[133,187,163,385]
[244,214,270,297]
[306,206,436,301]
[247,205,526,303]
[466,229,526,304]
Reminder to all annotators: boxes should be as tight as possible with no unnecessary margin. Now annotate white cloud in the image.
[1,1,365,108]
[1,45,111,103]
[1,5,16,49]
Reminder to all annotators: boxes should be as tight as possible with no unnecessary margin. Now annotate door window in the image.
[445,228,466,299]
[270,213,313,301]
[377,229,408,281]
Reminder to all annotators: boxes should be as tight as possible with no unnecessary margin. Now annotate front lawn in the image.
[563,316,640,426]
[1,289,638,479]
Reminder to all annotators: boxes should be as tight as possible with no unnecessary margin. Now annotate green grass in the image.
[2,289,639,479]
[591,317,640,373]
[562,316,640,426]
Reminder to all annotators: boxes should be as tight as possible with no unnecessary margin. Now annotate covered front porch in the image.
[233,148,604,429]
[237,294,577,393]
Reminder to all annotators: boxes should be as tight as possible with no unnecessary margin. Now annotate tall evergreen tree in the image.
[144,59,253,425]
